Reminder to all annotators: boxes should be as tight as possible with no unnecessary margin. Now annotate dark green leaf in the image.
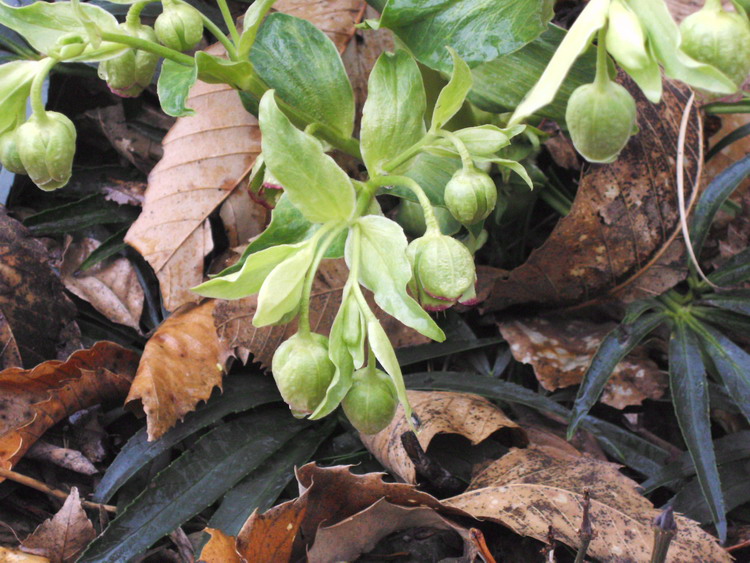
[157,59,198,118]
[79,409,305,563]
[622,298,662,324]
[23,194,139,235]
[568,312,666,439]
[668,320,726,541]
[397,337,504,367]
[93,375,279,503]
[78,226,129,272]
[691,155,750,257]
[708,247,750,286]
[698,291,750,318]
[706,122,750,161]
[206,420,334,536]
[251,12,355,136]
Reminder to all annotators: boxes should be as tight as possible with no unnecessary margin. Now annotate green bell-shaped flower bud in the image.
[444,166,498,226]
[606,0,650,70]
[155,1,204,52]
[0,130,26,175]
[565,79,637,163]
[15,111,76,191]
[98,23,160,98]
[271,332,335,417]
[680,0,750,87]
[49,33,87,61]
[342,367,398,435]
[407,232,476,311]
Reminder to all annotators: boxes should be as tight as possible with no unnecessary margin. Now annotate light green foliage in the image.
[157,59,198,116]
[430,47,473,132]
[0,60,41,135]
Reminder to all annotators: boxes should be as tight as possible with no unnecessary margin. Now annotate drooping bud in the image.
[342,367,398,434]
[0,130,26,175]
[155,1,204,52]
[15,111,76,191]
[98,23,160,98]
[443,166,498,225]
[680,1,750,87]
[271,332,335,417]
[565,79,637,163]
[407,232,476,311]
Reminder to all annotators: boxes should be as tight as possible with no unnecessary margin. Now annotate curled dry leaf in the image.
[0,342,138,478]
[0,208,79,367]
[444,446,730,563]
[60,237,144,332]
[20,488,96,563]
[485,76,701,311]
[361,390,528,484]
[125,300,231,441]
[499,317,666,409]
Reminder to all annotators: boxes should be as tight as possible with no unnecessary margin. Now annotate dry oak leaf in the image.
[444,446,730,563]
[485,76,701,311]
[361,390,528,484]
[0,342,138,478]
[125,300,231,440]
[214,259,428,368]
[499,317,666,409]
[60,237,144,332]
[0,208,79,367]
[199,528,242,563]
[20,488,96,563]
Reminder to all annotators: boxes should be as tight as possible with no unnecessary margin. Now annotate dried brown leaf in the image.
[445,446,730,563]
[20,488,96,563]
[0,342,138,477]
[0,309,22,370]
[0,546,50,562]
[199,528,242,563]
[60,237,144,331]
[273,0,363,52]
[485,77,701,311]
[26,441,97,475]
[0,209,79,367]
[125,300,231,440]
[499,317,666,409]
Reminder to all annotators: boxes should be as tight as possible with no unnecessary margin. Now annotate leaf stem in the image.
[438,129,473,169]
[99,31,194,66]
[214,0,241,45]
[125,1,153,27]
[381,135,432,173]
[367,175,439,234]
[29,57,57,118]
[594,25,609,91]
[198,11,238,60]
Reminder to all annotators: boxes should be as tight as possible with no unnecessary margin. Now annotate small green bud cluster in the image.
[155,0,204,52]
[342,367,398,435]
[98,23,160,98]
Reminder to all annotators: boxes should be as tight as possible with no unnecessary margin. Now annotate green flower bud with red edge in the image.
[342,367,398,434]
[155,1,204,52]
[271,332,335,417]
[680,0,750,87]
[0,130,26,175]
[15,111,76,191]
[98,23,159,98]
[407,232,476,311]
[444,165,497,226]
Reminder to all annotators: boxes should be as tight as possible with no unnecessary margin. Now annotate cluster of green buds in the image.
[98,22,160,97]
[154,0,204,52]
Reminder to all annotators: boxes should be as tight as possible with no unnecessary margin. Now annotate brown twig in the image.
[574,490,593,563]
[400,431,464,497]
[726,537,750,553]
[0,467,117,513]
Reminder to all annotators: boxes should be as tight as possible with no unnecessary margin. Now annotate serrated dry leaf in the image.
[444,446,730,563]
[60,237,144,331]
[0,342,138,478]
[499,317,666,409]
[0,208,79,367]
[214,259,428,368]
[125,300,231,440]
[199,528,242,563]
[20,488,96,563]
[485,76,701,311]
[361,390,528,484]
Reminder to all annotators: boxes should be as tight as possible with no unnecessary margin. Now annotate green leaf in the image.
[0,1,123,62]
[253,239,316,326]
[242,194,316,257]
[23,194,139,236]
[706,122,750,161]
[668,320,726,542]
[567,312,666,439]
[430,47,472,132]
[397,336,504,366]
[509,0,608,126]
[709,247,750,286]
[195,52,254,91]
[367,311,412,421]
[237,0,277,59]
[693,305,750,336]
[78,409,306,563]
[350,216,444,342]
[251,12,354,136]
[373,0,553,72]
[0,60,41,134]
[468,25,596,123]
[157,59,197,118]
[258,91,356,223]
[699,291,750,317]
[360,50,426,175]
[424,125,522,158]
[206,420,333,536]
[690,155,750,257]
[93,375,279,504]
[78,226,129,272]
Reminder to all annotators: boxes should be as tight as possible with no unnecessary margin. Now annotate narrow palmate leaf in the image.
[693,306,750,339]
[708,247,750,286]
[690,155,750,256]
[78,409,306,563]
[396,336,504,366]
[668,320,726,542]
[567,312,666,439]
[93,376,279,503]
[699,291,750,317]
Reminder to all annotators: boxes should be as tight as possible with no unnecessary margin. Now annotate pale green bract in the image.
[0,60,43,135]
[429,47,473,133]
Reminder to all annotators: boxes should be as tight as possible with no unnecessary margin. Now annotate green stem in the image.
[30,58,58,118]
[703,102,750,115]
[594,25,609,91]
[381,135,432,173]
[438,129,473,170]
[367,175,439,234]
[125,1,152,27]
[198,12,238,59]
[100,31,194,65]
[215,0,241,45]
[365,342,376,377]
